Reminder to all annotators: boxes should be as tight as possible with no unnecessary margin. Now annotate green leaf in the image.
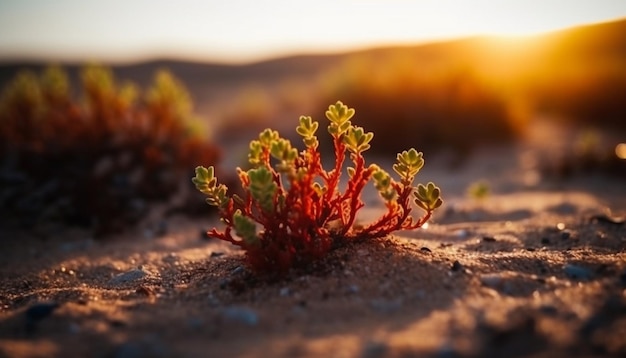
[303,136,319,148]
[270,138,297,162]
[192,166,230,208]
[413,182,443,211]
[296,116,319,137]
[297,116,320,148]
[325,101,355,123]
[248,167,278,213]
[270,138,297,172]
[204,184,229,207]
[392,149,424,181]
[326,101,355,137]
[312,182,326,196]
[191,166,210,189]
[248,140,263,166]
[343,126,373,154]
[259,128,279,147]
[372,167,397,202]
[233,210,258,246]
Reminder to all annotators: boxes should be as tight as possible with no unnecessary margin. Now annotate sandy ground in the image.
[1,182,625,357]
[1,120,625,357]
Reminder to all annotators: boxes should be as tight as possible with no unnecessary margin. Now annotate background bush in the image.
[317,57,517,158]
[0,65,220,235]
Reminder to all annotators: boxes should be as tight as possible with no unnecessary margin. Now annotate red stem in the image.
[323,136,345,209]
[339,154,372,236]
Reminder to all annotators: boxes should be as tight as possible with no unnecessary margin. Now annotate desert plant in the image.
[193,101,442,272]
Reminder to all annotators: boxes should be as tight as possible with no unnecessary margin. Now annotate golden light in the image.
[2,1,626,63]
[616,143,626,159]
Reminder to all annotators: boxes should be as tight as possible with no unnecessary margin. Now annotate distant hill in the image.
[0,54,346,94]
[1,17,625,106]
[2,17,625,81]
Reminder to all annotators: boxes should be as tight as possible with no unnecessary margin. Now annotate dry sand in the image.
[1,182,625,357]
[1,120,625,357]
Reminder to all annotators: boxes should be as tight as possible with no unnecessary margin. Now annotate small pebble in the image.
[221,306,258,326]
[218,278,231,290]
[451,260,463,272]
[436,342,458,358]
[482,236,496,242]
[113,337,169,358]
[207,294,220,306]
[68,322,81,334]
[564,264,593,280]
[114,342,142,358]
[232,266,245,275]
[154,220,168,236]
[361,341,389,358]
[162,253,178,263]
[454,229,469,238]
[369,298,402,313]
[25,302,59,326]
[414,290,426,299]
[187,317,204,330]
[109,268,149,286]
[58,239,94,253]
[539,305,559,316]
[420,247,432,253]
[480,274,502,288]
[110,319,127,328]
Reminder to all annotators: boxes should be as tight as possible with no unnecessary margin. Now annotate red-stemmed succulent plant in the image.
[193,101,442,272]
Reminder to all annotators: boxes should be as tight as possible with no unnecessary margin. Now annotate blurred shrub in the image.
[317,57,520,159]
[0,65,220,235]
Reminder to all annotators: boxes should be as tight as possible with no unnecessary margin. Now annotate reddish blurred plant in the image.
[193,101,442,272]
[0,65,220,234]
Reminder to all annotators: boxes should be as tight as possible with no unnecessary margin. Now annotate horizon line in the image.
[1,16,623,67]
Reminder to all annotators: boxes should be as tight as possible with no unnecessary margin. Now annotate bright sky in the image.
[1,0,625,64]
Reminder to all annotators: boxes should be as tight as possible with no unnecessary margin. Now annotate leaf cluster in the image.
[194,101,442,272]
